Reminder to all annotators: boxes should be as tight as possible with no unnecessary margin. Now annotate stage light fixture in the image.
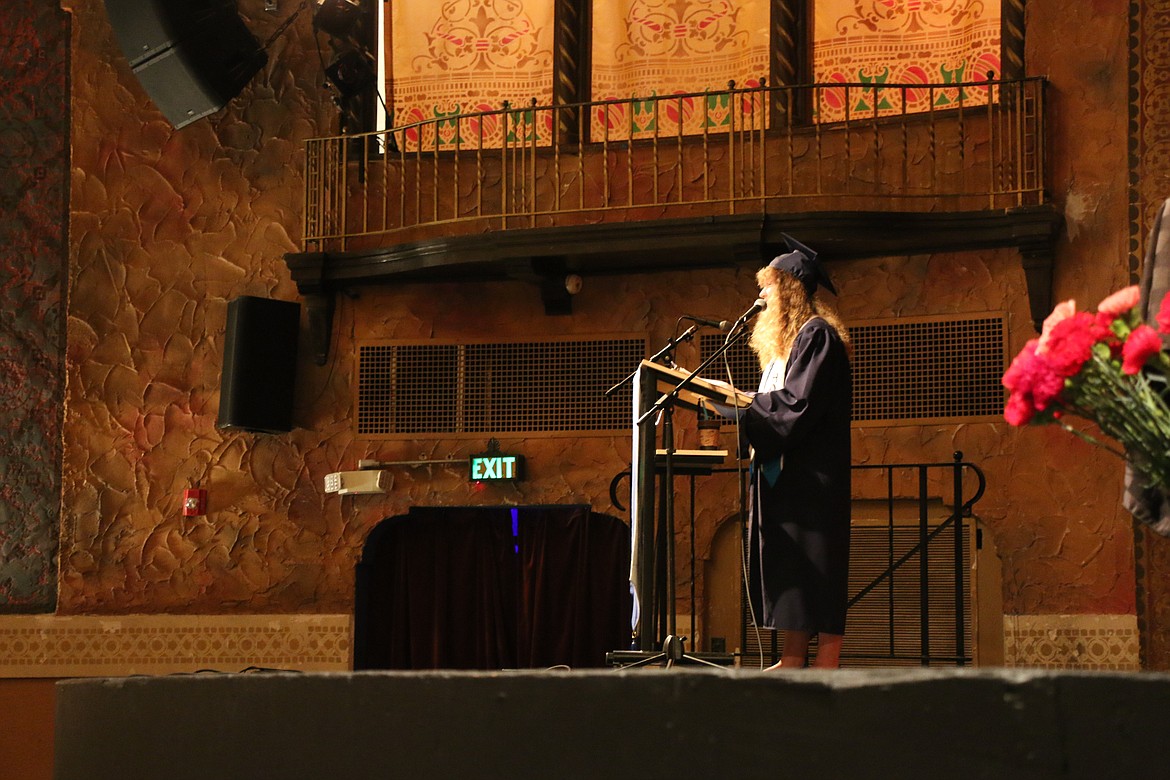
[313,0,363,39]
[324,49,375,97]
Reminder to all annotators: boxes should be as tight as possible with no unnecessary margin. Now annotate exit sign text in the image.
[469,454,525,481]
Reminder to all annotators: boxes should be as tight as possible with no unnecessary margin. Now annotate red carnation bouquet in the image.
[1002,285,1170,491]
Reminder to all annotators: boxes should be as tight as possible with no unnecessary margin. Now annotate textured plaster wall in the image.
[1029,0,1131,300]
[55,0,1145,637]
[837,251,1133,617]
[62,0,344,612]
[0,1,68,611]
[1015,0,1139,613]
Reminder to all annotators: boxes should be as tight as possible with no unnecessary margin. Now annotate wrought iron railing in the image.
[609,450,988,668]
[747,452,987,668]
[305,77,1047,250]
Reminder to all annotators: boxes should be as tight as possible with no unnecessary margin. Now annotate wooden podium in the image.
[629,360,752,653]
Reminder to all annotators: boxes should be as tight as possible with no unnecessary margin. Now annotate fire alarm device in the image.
[183,488,208,516]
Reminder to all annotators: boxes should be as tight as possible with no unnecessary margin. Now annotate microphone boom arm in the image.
[636,315,757,426]
[606,323,701,397]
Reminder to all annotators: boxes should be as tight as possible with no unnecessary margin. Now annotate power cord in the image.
[718,326,766,670]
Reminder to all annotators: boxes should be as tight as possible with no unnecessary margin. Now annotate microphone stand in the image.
[623,310,760,669]
[636,312,758,427]
[605,322,699,663]
[605,324,701,398]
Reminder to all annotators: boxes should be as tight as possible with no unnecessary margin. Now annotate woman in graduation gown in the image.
[741,237,852,669]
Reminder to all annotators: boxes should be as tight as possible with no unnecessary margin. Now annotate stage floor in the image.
[56,666,1170,779]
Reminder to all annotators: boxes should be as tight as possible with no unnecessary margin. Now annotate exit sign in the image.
[469,439,526,482]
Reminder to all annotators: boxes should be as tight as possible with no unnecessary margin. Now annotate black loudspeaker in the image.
[103,0,267,128]
[217,296,300,434]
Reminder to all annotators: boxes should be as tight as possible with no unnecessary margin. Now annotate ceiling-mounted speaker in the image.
[103,0,267,129]
[313,0,364,39]
[325,50,375,97]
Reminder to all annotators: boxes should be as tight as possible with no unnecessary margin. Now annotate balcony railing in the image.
[304,77,1047,251]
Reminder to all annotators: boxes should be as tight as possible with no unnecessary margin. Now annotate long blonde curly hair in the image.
[748,265,852,370]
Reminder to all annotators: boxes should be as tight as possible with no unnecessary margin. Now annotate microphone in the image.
[682,314,731,331]
[734,298,767,324]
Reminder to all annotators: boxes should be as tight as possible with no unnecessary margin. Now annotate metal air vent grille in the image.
[357,336,646,438]
[850,314,1006,424]
[700,313,1006,424]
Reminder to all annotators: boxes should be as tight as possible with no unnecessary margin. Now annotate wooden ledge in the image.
[285,207,1061,364]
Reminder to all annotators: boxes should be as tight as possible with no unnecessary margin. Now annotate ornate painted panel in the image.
[391,0,556,149]
[591,0,770,139]
[1129,0,1170,670]
[812,0,1001,122]
[0,0,68,612]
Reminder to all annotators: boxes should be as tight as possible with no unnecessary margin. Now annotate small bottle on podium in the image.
[698,402,720,450]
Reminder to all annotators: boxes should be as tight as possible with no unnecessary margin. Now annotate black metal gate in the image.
[742,452,987,668]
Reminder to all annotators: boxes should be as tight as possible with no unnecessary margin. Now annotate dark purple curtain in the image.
[356,505,631,670]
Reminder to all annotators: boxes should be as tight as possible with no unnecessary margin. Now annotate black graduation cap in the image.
[768,234,837,296]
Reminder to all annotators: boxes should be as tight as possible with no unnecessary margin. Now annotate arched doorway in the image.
[702,513,745,656]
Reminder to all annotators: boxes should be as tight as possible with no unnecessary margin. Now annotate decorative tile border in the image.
[1,612,1138,674]
[0,614,352,678]
[1003,614,1140,671]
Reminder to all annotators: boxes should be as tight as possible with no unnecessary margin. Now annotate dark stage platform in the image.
[56,667,1170,779]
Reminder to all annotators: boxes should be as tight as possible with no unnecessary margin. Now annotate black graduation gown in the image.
[742,317,852,635]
